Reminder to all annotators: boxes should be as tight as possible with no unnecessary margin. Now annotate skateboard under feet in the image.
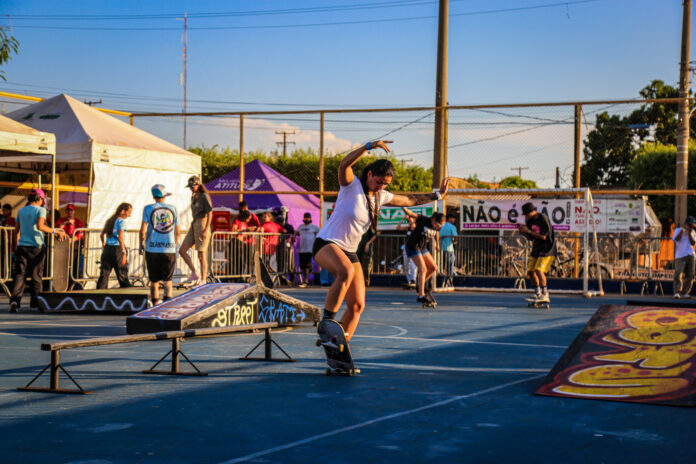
[526,295,550,309]
[420,293,437,309]
[316,319,359,376]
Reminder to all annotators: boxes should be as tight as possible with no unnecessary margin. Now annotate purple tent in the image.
[206,159,320,229]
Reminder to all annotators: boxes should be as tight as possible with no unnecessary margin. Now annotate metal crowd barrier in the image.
[210,231,296,283]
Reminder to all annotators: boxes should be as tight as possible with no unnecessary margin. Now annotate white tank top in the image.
[318,176,394,252]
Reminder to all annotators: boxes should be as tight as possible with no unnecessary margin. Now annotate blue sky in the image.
[0,0,691,186]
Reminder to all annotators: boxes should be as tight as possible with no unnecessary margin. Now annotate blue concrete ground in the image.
[0,289,692,464]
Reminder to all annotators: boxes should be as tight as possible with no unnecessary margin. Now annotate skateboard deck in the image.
[526,296,550,309]
[52,239,71,293]
[422,292,437,308]
[316,319,358,376]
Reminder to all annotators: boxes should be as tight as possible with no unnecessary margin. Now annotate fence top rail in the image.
[40,322,279,351]
[130,97,686,118]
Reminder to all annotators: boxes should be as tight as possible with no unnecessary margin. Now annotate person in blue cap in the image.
[139,184,179,306]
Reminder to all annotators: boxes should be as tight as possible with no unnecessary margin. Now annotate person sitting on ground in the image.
[97,202,133,289]
[180,176,213,287]
[517,202,556,304]
[9,189,67,313]
[139,184,179,306]
[672,215,696,298]
[402,208,446,305]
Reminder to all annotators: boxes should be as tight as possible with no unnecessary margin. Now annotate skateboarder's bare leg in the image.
[341,263,366,341]
[411,255,427,297]
[314,243,356,314]
[422,252,438,284]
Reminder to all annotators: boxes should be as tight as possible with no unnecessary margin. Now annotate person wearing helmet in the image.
[672,215,696,298]
[139,184,180,306]
[9,189,68,313]
[518,202,556,305]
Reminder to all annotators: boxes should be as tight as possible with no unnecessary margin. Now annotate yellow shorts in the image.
[528,256,554,274]
[181,219,211,252]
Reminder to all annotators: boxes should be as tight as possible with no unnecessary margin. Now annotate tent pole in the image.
[319,112,324,227]
[49,153,56,291]
[239,114,244,204]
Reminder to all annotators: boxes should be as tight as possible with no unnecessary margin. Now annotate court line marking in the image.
[286,331,566,349]
[218,374,545,464]
[359,362,549,373]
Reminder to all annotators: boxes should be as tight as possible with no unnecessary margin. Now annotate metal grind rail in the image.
[19,321,295,395]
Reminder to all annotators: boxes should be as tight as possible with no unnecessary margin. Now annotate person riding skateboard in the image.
[518,202,556,305]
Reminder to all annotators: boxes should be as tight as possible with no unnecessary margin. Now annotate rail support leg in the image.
[143,337,207,376]
[240,328,295,362]
[18,349,91,394]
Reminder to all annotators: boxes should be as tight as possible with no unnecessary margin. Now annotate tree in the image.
[499,176,538,189]
[629,141,696,223]
[580,79,694,188]
[190,145,434,195]
[0,26,19,81]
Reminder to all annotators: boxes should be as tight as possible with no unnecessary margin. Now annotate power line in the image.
[7,1,602,31]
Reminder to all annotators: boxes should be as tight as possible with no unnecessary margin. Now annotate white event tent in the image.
[2,94,200,229]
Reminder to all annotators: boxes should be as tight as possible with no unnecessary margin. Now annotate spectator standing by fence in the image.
[275,213,294,285]
[140,184,179,306]
[260,211,285,270]
[439,213,458,288]
[0,203,15,227]
[396,214,418,288]
[97,202,132,289]
[9,189,67,312]
[356,227,377,287]
[232,210,256,278]
[294,212,319,287]
[180,176,213,287]
[672,215,696,298]
[55,204,84,242]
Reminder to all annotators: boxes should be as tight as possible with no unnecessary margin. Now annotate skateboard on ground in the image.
[174,280,197,290]
[422,279,437,308]
[315,319,359,376]
[526,294,550,309]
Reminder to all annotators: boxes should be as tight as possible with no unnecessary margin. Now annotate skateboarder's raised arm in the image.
[338,140,392,187]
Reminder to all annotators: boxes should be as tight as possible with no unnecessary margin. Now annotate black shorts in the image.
[145,252,176,282]
[299,252,314,270]
[312,237,359,264]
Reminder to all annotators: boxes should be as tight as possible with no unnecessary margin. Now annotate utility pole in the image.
[177,12,188,150]
[555,167,561,188]
[676,0,691,224]
[275,130,296,157]
[510,166,528,178]
[432,0,449,189]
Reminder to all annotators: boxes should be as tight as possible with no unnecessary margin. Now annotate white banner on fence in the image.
[459,198,645,234]
[321,202,437,231]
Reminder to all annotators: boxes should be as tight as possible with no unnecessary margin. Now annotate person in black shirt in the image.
[517,202,556,304]
[403,208,446,305]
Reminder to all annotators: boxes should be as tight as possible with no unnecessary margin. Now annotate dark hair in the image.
[521,202,536,215]
[239,201,248,209]
[238,210,251,221]
[27,193,41,203]
[194,183,209,195]
[359,159,395,231]
[432,212,445,223]
[2,204,11,210]
[446,212,457,220]
[102,202,132,237]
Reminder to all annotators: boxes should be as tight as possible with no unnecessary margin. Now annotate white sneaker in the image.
[674,293,681,299]
[682,294,691,299]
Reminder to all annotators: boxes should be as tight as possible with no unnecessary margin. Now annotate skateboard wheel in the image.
[348,368,355,376]
[338,344,344,353]
[325,368,331,376]
[315,339,322,347]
